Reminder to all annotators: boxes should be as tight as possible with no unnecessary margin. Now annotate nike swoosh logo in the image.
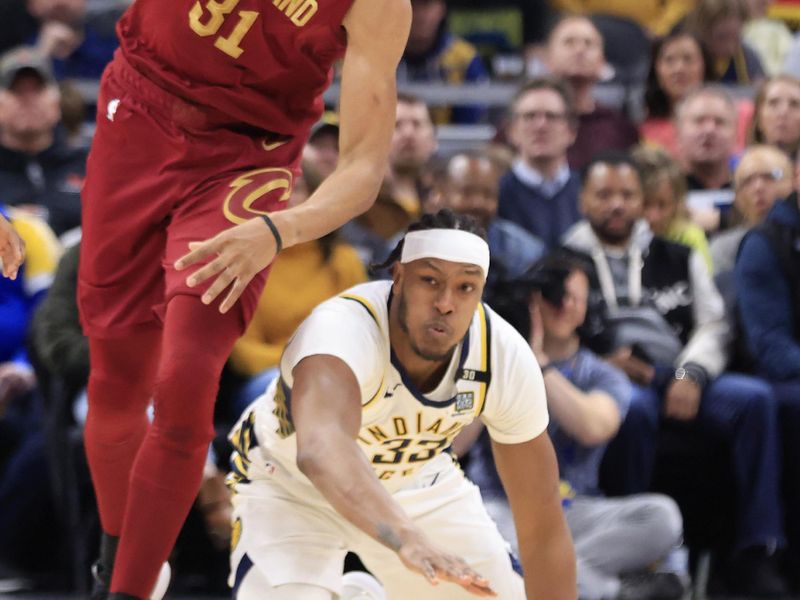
[262,139,288,151]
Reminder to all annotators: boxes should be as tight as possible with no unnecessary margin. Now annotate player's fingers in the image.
[219,276,249,314]
[420,559,439,585]
[463,581,497,597]
[200,267,237,305]
[174,237,224,271]
[186,255,229,287]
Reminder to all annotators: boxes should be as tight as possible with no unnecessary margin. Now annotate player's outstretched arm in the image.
[0,214,25,280]
[492,434,578,599]
[292,354,496,597]
[175,0,411,313]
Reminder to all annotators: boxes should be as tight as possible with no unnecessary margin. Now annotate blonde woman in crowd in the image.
[710,144,793,274]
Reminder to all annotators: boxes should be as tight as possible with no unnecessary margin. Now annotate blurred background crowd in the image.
[1,0,800,598]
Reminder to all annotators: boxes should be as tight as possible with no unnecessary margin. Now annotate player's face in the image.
[394,258,484,362]
[580,163,644,246]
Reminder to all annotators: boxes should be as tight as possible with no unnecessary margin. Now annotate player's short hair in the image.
[372,208,487,273]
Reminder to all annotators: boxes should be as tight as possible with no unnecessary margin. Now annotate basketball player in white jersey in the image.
[227,210,577,599]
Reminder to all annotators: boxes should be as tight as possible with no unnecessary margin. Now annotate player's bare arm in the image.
[492,434,578,599]
[291,354,497,597]
[175,0,412,314]
[0,214,24,280]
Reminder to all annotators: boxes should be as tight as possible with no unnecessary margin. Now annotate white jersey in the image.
[228,281,549,495]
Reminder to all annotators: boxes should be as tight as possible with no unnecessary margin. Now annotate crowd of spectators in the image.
[1,0,800,598]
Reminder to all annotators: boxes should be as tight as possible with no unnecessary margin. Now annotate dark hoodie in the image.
[736,194,800,381]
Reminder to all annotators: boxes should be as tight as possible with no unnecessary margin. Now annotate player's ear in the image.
[391,262,404,288]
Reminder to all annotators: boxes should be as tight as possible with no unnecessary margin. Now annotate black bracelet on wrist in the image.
[261,214,283,254]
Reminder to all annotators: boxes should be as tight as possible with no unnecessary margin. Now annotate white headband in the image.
[400,229,490,279]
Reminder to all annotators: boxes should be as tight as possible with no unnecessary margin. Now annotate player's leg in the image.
[78,60,186,597]
[84,329,162,596]
[352,459,525,599]
[109,295,246,596]
[229,480,349,600]
[108,155,301,596]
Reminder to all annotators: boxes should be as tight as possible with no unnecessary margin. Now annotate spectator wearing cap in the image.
[0,46,87,236]
[544,16,639,170]
[398,0,489,124]
[498,77,582,249]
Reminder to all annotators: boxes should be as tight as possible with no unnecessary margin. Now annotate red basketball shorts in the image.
[78,53,305,339]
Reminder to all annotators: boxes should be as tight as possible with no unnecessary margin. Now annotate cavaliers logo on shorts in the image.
[223,167,294,224]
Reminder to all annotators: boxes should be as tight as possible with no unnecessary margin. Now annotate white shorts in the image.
[229,454,525,599]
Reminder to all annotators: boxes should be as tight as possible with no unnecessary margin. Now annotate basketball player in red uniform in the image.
[76,0,412,598]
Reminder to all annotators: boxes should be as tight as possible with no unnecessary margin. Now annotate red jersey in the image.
[117,0,355,136]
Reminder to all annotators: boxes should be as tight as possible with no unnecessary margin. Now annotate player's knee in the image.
[151,419,216,456]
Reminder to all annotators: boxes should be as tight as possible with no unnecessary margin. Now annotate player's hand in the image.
[664,377,702,421]
[397,534,497,597]
[0,215,25,280]
[175,217,278,314]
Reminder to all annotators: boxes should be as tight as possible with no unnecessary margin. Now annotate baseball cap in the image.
[0,46,55,90]
[309,111,339,143]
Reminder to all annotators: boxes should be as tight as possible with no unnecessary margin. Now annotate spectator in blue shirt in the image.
[458,251,685,600]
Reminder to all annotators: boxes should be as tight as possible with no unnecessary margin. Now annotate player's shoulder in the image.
[313,280,391,330]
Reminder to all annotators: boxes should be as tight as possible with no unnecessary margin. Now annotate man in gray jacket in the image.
[563,152,788,597]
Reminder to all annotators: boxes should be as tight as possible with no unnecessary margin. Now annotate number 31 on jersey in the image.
[189,0,319,59]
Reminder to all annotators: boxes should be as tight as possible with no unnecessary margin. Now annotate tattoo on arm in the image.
[377,523,403,551]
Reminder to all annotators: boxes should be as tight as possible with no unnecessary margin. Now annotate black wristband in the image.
[261,214,283,254]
